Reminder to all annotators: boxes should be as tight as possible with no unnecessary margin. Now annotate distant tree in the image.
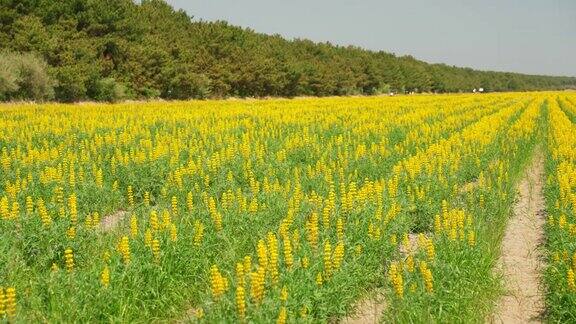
[0,0,574,102]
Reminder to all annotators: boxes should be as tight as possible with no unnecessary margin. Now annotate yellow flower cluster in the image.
[1,93,566,321]
[546,97,576,299]
[210,265,229,299]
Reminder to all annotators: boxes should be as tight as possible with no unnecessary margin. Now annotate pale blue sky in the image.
[165,0,576,77]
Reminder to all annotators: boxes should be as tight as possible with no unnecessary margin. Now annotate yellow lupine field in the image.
[1,92,576,322]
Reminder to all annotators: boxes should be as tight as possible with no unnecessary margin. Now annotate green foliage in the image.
[0,51,55,101]
[90,77,127,102]
[0,0,574,102]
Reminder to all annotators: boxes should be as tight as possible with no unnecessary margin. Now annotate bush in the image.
[0,51,55,101]
[0,59,19,101]
[162,66,212,99]
[91,77,127,102]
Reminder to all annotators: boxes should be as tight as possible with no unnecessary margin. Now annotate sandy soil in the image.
[100,210,127,232]
[341,292,386,324]
[491,150,546,323]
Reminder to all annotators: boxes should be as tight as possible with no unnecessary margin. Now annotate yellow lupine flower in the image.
[130,214,138,237]
[236,285,246,320]
[0,287,5,316]
[5,287,15,318]
[323,241,333,278]
[101,266,110,288]
[64,248,74,272]
[277,306,287,324]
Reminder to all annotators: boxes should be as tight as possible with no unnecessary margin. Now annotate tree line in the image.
[1,0,575,102]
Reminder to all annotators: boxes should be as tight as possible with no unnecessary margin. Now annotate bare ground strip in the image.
[491,150,546,323]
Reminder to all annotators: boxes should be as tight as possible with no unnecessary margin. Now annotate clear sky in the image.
[165,0,576,77]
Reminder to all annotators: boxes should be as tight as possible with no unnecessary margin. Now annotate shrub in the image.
[91,77,127,102]
[0,51,55,101]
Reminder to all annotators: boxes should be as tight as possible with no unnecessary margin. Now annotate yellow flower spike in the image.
[144,228,153,247]
[280,285,288,303]
[302,256,309,269]
[64,248,74,272]
[130,215,138,238]
[101,266,110,288]
[322,204,330,229]
[0,287,4,317]
[11,201,19,219]
[170,223,178,242]
[316,272,323,286]
[355,244,363,256]
[333,240,345,269]
[69,164,76,187]
[323,241,333,278]
[152,238,160,262]
[243,256,251,273]
[68,194,78,225]
[193,220,204,246]
[66,226,76,239]
[127,185,134,207]
[212,210,223,231]
[268,233,279,284]
[282,234,293,269]
[248,198,258,213]
[423,268,434,293]
[95,169,103,188]
[210,265,225,299]
[161,210,171,229]
[559,214,567,229]
[277,306,287,324]
[144,191,150,206]
[85,214,93,228]
[186,192,194,212]
[442,200,448,218]
[251,266,265,304]
[434,214,442,234]
[119,236,131,264]
[257,239,268,272]
[389,263,403,298]
[467,230,476,246]
[5,287,15,319]
[149,210,159,232]
[0,196,9,220]
[390,234,397,246]
[306,212,319,249]
[406,255,415,272]
[25,196,33,214]
[568,268,576,291]
[336,216,344,240]
[236,285,246,320]
[300,305,308,318]
[171,196,178,215]
[92,211,100,227]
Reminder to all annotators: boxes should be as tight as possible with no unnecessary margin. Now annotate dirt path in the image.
[341,292,386,324]
[100,210,127,232]
[491,150,546,323]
